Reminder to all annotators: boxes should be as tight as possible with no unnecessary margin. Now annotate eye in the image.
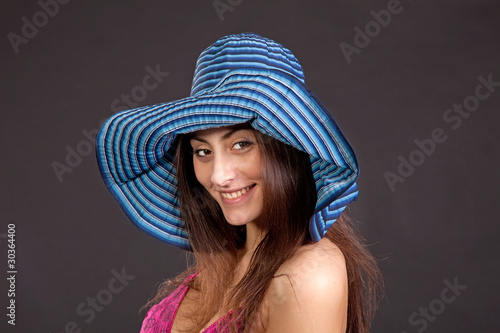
[193,149,212,157]
[233,141,252,150]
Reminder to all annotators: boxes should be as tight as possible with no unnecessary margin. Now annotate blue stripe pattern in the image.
[96,33,359,249]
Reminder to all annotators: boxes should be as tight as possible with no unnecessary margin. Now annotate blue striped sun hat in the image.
[96,33,359,250]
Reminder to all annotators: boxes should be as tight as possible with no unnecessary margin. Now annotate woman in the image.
[96,33,383,332]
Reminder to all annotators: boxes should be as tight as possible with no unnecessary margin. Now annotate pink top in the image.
[140,272,243,332]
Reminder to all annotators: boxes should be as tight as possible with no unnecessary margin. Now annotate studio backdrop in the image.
[1,0,499,332]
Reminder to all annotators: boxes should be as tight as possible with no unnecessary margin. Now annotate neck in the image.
[235,221,266,281]
[242,220,265,255]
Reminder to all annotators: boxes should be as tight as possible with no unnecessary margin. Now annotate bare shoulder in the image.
[259,239,348,333]
[277,237,347,278]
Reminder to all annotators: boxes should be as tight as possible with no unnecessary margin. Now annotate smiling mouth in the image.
[220,184,256,199]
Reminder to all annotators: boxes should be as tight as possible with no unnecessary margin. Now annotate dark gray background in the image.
[1,0,499,332]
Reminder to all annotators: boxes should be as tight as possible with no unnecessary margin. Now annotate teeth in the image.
[221,185,253,199]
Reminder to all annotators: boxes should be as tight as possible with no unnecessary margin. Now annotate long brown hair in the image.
[142,122,384,333]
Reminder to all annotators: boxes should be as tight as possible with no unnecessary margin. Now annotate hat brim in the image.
[96,68,359,250]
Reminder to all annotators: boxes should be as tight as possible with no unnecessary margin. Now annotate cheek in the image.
[193,159,211,188]
[248,152,263,179]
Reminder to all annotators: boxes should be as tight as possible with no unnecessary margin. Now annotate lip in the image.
[219,184,256,205]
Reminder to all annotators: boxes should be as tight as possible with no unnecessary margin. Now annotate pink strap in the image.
[140,272,243,332]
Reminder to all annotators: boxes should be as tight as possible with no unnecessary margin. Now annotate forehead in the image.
[189,123,254,141]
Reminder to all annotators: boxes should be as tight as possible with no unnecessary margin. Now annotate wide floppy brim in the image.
[96,67,359,250]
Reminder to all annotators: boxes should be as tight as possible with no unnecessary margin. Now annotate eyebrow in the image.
[190,128,246,144]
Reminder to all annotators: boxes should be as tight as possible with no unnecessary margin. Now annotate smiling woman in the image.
[96,33,384,333]
[189,126,264,229]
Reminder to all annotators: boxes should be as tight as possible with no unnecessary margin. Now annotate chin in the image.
[225,218,250,227]
[224,214,258,227]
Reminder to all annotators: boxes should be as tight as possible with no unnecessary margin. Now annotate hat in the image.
[96,33,359,250]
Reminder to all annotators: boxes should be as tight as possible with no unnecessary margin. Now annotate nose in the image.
[210,152,237,187]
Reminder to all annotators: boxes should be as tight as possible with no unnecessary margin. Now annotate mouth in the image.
[220,184,256,202]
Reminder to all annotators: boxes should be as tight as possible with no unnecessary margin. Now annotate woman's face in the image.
[189,126,264,227]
